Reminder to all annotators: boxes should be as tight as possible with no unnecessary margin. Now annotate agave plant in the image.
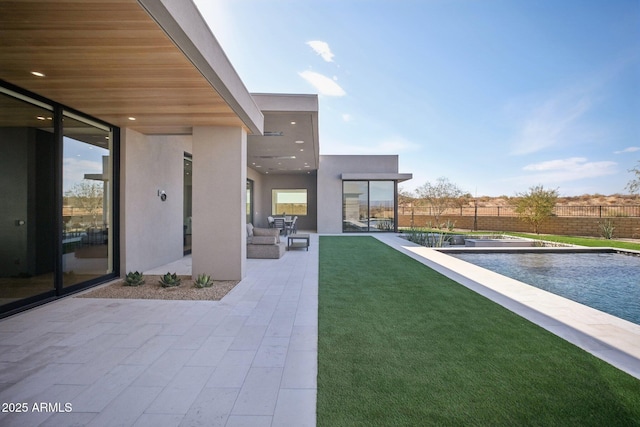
[124,271,145,287]
[194,273,213,288]
[159,272,181,288]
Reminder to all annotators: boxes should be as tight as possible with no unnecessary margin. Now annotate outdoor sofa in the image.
[246,223,285,259]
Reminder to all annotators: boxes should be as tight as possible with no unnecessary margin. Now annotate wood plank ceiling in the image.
[0,0,246,135]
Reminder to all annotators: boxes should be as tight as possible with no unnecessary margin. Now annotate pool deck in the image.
[376,234,640,379]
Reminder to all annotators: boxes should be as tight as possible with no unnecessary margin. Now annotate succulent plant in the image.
[194,273,213,288]
[159,272,181,287]
[124,271,145,287]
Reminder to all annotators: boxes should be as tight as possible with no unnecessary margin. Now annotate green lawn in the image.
[317,236,640,426]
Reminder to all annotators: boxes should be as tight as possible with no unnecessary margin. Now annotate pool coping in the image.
[374,234,640,380]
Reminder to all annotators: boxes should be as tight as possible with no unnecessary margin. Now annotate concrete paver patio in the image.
[0,234,318,427]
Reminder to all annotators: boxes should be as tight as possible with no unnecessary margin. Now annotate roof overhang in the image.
[248,94,319,175]
[0,0,263,135]
[342,173,413,182]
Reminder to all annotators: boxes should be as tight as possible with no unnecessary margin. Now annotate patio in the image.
[1,232,639,426]
[0,234,318,427]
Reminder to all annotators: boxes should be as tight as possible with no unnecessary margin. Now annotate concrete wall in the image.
[317,155,400,233]
[256,173,317,231]
[120,128,188,274]
[399,214,640,238]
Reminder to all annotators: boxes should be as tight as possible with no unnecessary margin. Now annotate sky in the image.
[193,0,639,197]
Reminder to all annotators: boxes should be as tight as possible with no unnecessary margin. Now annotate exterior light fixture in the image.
[128,117,136,121]
[31,71,45,77]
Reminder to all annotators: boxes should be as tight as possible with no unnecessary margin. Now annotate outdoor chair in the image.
[287,216,298,235]
[273,217,286,235]
[267,216,275,228]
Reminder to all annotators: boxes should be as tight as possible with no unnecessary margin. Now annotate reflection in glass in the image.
[62,112,112,287]
[0,90,56,304]
[343,181,368,232]
[246,179,254,226]
[343,180,396,232]
[184,154,192,254]
[369,181,395,232]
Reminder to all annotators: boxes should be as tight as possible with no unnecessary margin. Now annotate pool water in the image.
[450,252,640,325]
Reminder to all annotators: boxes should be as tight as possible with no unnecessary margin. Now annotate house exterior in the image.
[0,0,411,317]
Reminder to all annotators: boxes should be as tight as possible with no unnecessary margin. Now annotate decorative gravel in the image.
[76,275,239,301]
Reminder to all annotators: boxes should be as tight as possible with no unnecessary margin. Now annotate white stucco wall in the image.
[317,155,401,234]
[120,129,188,274]
[192,126,247,281]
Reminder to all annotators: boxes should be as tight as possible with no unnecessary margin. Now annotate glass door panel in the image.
[62,112,112,287]
[369,181,395,232]
[246,179,254,226]
[184,154,192,254]
[343,181,369,232]
[0,91,56,305]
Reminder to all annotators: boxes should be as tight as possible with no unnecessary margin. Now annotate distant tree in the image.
[512,185,559,234]
[415,177,466,226]
[398,187,417,227]
[65,180,104,227]
[625,160,640,197]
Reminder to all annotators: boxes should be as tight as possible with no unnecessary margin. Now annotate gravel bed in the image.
[76,275,239,301]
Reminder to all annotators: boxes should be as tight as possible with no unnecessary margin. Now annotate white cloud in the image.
[614,146,640,154]
[521,157,617,182]
[306,40,334,62]
[299,70,346,96]
[510,89,592,156]
[63,157,104,192]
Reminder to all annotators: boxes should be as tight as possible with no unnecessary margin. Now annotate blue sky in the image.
[194,0,639,197]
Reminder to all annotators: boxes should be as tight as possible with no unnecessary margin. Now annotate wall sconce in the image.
[158,190,167,202]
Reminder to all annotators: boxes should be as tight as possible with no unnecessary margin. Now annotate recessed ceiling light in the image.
[291,121,296,125]
[36,116,46,120]
[31,71,45,77]
[300,149,304,152]
[295,140,304,144]
[128,117,136,121]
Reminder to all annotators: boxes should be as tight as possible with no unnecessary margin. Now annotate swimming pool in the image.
[448,251,640,326]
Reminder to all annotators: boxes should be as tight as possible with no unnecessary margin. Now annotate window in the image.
[272,189,307,216]
[343,180,396,232]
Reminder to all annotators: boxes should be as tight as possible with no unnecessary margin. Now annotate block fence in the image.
[398,214,640,239]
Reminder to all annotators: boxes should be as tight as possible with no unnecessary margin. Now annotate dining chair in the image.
[273,217,286,235]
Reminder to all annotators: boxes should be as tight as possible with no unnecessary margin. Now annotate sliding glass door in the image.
[62,112,113,288]
[342,180,396,232]
[0,84,118,315]
[0,90,56,306]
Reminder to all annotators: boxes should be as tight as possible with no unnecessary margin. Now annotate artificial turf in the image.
[317,236,640,426]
